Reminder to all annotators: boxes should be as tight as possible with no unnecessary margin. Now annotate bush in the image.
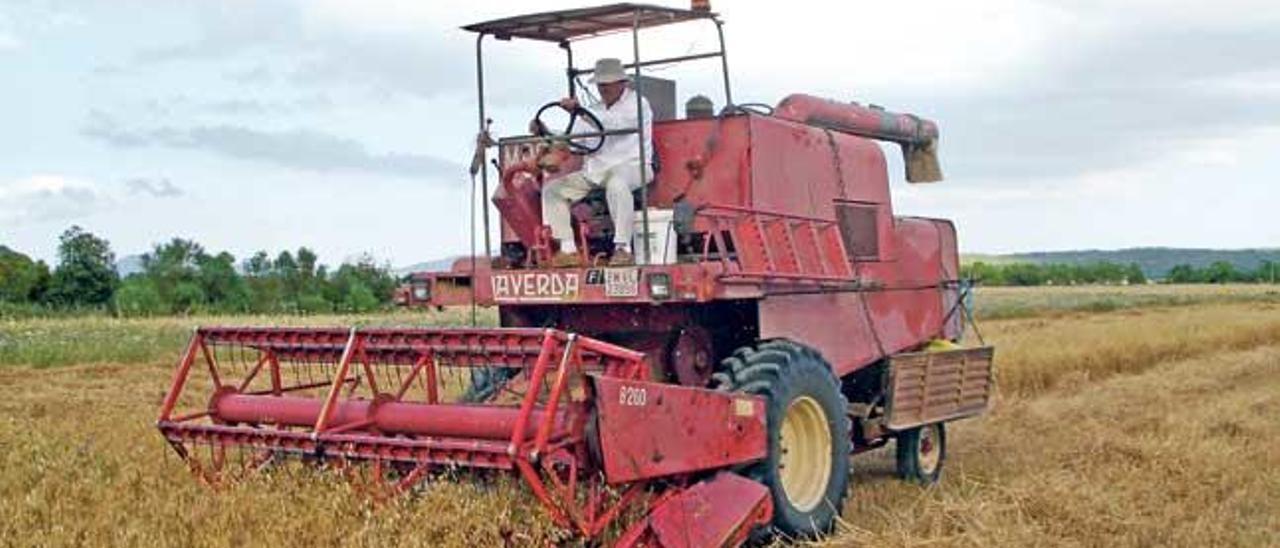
[113,278,166,317]
[297,293,332,314]
[341,281,380,313]
[170,282,206,314]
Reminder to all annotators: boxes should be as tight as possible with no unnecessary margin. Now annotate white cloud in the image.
[0,173,188,227]
[1175,138,1242,168]
[7,0,1278,262]
[125,177,183,198]
[0,175,112,224]
[734,1,1065,94]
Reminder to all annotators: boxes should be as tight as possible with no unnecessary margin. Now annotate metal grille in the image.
[885,346,995,430]
[835,202,880,260]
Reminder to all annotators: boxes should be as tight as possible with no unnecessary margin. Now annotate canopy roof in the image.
[462,3,717,43]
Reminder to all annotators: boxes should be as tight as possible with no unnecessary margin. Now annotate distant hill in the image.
[964,248,1280,278]
[960,253,1020,266]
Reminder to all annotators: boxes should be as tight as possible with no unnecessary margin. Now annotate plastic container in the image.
[632,208,676,265]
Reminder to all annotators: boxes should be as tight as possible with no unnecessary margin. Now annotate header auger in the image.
[160,3,994,546]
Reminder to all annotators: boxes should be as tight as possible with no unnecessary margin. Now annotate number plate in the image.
[604,268,639,298]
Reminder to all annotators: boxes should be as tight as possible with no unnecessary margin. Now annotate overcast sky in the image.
[4,0,1278,267]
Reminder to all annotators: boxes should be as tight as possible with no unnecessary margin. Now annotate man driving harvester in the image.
[533,57,653,268]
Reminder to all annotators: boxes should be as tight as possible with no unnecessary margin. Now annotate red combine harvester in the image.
[159,4,993,546]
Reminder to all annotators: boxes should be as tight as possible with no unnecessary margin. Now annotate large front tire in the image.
[712,340,851,538]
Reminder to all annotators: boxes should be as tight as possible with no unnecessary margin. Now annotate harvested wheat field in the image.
[1,288,1278,547]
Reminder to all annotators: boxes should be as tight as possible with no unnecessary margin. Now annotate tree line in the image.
[1164,261,1279,284]
[0,226,398,317]
[963,260,1280,286]
[5,227,1276,316]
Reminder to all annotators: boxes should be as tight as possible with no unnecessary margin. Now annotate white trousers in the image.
[541,162,647,251]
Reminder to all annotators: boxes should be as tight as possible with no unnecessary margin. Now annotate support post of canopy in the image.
[475,33,492,261]
[715,19,733,107]
[632,8,650,264]
[561,40,575,96]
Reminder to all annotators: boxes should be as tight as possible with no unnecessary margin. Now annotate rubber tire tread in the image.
[712,339,852,539]
[895,423,946,485]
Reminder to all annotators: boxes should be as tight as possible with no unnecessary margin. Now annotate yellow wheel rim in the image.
[778,395,832,512]
[918,424,941,475]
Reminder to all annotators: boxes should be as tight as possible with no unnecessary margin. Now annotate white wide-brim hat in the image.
[588,58,629,84]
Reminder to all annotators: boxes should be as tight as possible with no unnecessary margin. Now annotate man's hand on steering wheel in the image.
[528,97,578,135]
[531,99,605,155]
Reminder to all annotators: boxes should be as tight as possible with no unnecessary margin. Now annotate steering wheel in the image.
[725,102,775,116]
[533,101,606,155]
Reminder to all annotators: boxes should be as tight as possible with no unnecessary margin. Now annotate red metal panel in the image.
[733,215,771,272]
[932,218,963,340]
[861,217,952,351]
[644,473,772,548]
[747,116,832,219]
[592,375,766,484]
[762,218,800,274]
[831,130,891,204]
[648,117,751,209]
[793,220,824,275]
[758,292,881,376]
[757,217,957,376]
[818,224,852,278]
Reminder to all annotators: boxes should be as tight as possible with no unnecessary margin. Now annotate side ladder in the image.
[695,204,855,284]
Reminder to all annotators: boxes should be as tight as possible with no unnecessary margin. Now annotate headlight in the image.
[646,273,671,300]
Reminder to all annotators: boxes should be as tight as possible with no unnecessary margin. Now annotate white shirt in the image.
[577,87,653,182]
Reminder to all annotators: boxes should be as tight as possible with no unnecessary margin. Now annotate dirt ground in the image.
[1,300,1277,547]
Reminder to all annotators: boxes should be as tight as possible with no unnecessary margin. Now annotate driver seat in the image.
[569,158,659,256]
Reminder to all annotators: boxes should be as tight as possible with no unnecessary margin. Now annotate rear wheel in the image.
[895,422,946,485]
[712,340,851,538]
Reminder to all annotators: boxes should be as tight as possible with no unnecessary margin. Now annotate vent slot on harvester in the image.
[835,201,880,261]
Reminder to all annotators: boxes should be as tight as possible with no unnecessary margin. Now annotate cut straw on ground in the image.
[1,288,1277,546]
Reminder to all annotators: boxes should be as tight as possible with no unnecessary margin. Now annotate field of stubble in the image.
[1,285,1277,547]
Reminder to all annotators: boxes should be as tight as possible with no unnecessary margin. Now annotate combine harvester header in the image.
[159,326,773,544]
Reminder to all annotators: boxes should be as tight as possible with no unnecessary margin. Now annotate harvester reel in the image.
[712,340,851,538]
[533,101,605,154]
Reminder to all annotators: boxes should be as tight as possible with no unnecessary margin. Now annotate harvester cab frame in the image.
[159,4,993,547]
[464,2,733,266]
